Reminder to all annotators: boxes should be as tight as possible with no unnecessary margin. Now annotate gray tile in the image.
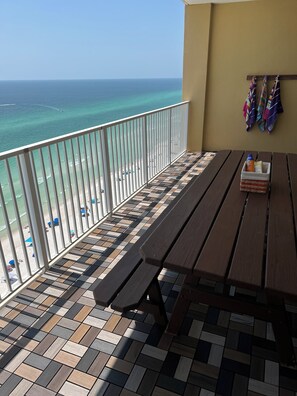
[0,374,22,396]
[76,348,99,372]
[90,308,112,320]
[50,325,74,340]
[137,369,159,396]
[26,383,57,396]
[14,313,37,327]
[24,353,51,370]
[90,339,116,354]
[36,361,62,387]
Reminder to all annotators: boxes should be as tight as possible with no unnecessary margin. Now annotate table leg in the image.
[266,295,296,366]
[166,275,199,335]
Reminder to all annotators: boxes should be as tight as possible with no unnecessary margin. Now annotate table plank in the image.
[227,152,272,289]
[193,153,248,280]
[140,150,231,266]
[265,153,297,298]
[164,151,244,273]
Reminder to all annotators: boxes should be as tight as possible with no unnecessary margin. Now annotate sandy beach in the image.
[0,140,182,300]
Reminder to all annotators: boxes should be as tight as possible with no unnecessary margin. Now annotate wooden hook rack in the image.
[246,74,297,80]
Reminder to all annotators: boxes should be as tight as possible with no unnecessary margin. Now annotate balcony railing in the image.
[0,101,189,303]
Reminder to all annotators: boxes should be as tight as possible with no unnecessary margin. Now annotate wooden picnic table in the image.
[140,150,297,365]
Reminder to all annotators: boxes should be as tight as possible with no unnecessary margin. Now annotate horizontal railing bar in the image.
[0,101,189,160]
[0,100,189,304]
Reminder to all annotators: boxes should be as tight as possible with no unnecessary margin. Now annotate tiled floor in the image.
[0,151,297,396]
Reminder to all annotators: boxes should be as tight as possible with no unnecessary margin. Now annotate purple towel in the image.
[256,76,268,132]
[263,76,283,133]
[243,76,257,131]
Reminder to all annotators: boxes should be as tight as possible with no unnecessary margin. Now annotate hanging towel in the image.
[256,75,268,132]
[263,75,283,133]
[243,76,257,131]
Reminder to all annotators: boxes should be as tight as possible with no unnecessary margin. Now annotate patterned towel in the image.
[243,76,257,131]
[256,75,268,132]
[263,75,283,133]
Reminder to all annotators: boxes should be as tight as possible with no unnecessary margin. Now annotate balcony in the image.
[0,147,297,395]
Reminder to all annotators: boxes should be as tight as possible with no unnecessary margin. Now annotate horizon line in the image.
[0,77,183,82]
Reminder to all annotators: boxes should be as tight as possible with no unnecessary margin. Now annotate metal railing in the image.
[0,101,189,302]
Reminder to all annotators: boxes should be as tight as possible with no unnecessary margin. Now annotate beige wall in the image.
[183,0,297,154]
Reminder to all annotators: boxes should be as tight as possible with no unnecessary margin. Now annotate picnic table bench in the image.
[93,150,297,365]
[92,174,199,326]
[140,150,297,366]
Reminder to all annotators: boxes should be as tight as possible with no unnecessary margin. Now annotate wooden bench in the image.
[92,173,199,325]
[93,152,231,323]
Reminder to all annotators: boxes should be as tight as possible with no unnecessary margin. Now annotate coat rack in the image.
[246,74,297,80]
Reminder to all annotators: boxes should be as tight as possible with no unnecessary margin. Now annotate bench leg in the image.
[147,279,168,327]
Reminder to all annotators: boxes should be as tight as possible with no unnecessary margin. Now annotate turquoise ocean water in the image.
[0,79,182,234]
[0,79,182,152]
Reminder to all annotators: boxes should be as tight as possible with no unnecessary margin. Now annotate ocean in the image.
[0,78,182,236]
[0,79,182,153]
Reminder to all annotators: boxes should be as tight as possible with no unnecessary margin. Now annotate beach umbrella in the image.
[25,236,33,247]
[256,75,268,132]
[243,76,257,131]
[263,75,283,133]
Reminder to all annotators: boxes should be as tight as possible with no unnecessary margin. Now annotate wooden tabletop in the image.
[140,150,297,301]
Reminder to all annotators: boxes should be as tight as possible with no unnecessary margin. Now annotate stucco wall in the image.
[183,0,297,153]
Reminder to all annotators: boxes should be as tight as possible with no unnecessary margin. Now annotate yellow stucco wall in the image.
[183,0,297,153]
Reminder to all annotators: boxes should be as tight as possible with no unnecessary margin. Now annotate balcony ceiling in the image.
[183,0,254,4]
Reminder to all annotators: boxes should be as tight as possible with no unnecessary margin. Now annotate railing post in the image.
[184,102,189,151]
[101,127,113,215]
[168,108,172,165]
[142,116,149,185]
[19,150,49,270]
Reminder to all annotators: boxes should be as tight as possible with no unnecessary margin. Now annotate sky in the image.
[0,0,185,80]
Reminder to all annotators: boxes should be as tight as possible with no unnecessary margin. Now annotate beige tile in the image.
[103,314,121,332]
[60,381,89,396]
[5,349,30,372]
[70,323,90,343]
[106,356,133,375]
[62,340,87,357]
[54,350,81,367]
[15,363,42,382]
[83,315,106,328]
[97,329,121,345]
[10,379,32,396]
[42,315,61,332]
[68,369,96,389]
[24,339,39,352]
[44,337,67,359]
[74,306,92,322]
[0,340,10,353]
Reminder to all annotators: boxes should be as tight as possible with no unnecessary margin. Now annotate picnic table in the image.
[140,150,297,366]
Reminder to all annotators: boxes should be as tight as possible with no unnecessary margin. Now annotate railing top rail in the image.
[0,101,189,160]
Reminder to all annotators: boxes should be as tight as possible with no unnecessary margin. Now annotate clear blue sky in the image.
[0,0,185,80]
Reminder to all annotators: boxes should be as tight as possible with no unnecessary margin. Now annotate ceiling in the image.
[183,0,254,4]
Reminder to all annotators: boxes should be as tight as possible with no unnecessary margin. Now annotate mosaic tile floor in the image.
[0,152,297,396]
